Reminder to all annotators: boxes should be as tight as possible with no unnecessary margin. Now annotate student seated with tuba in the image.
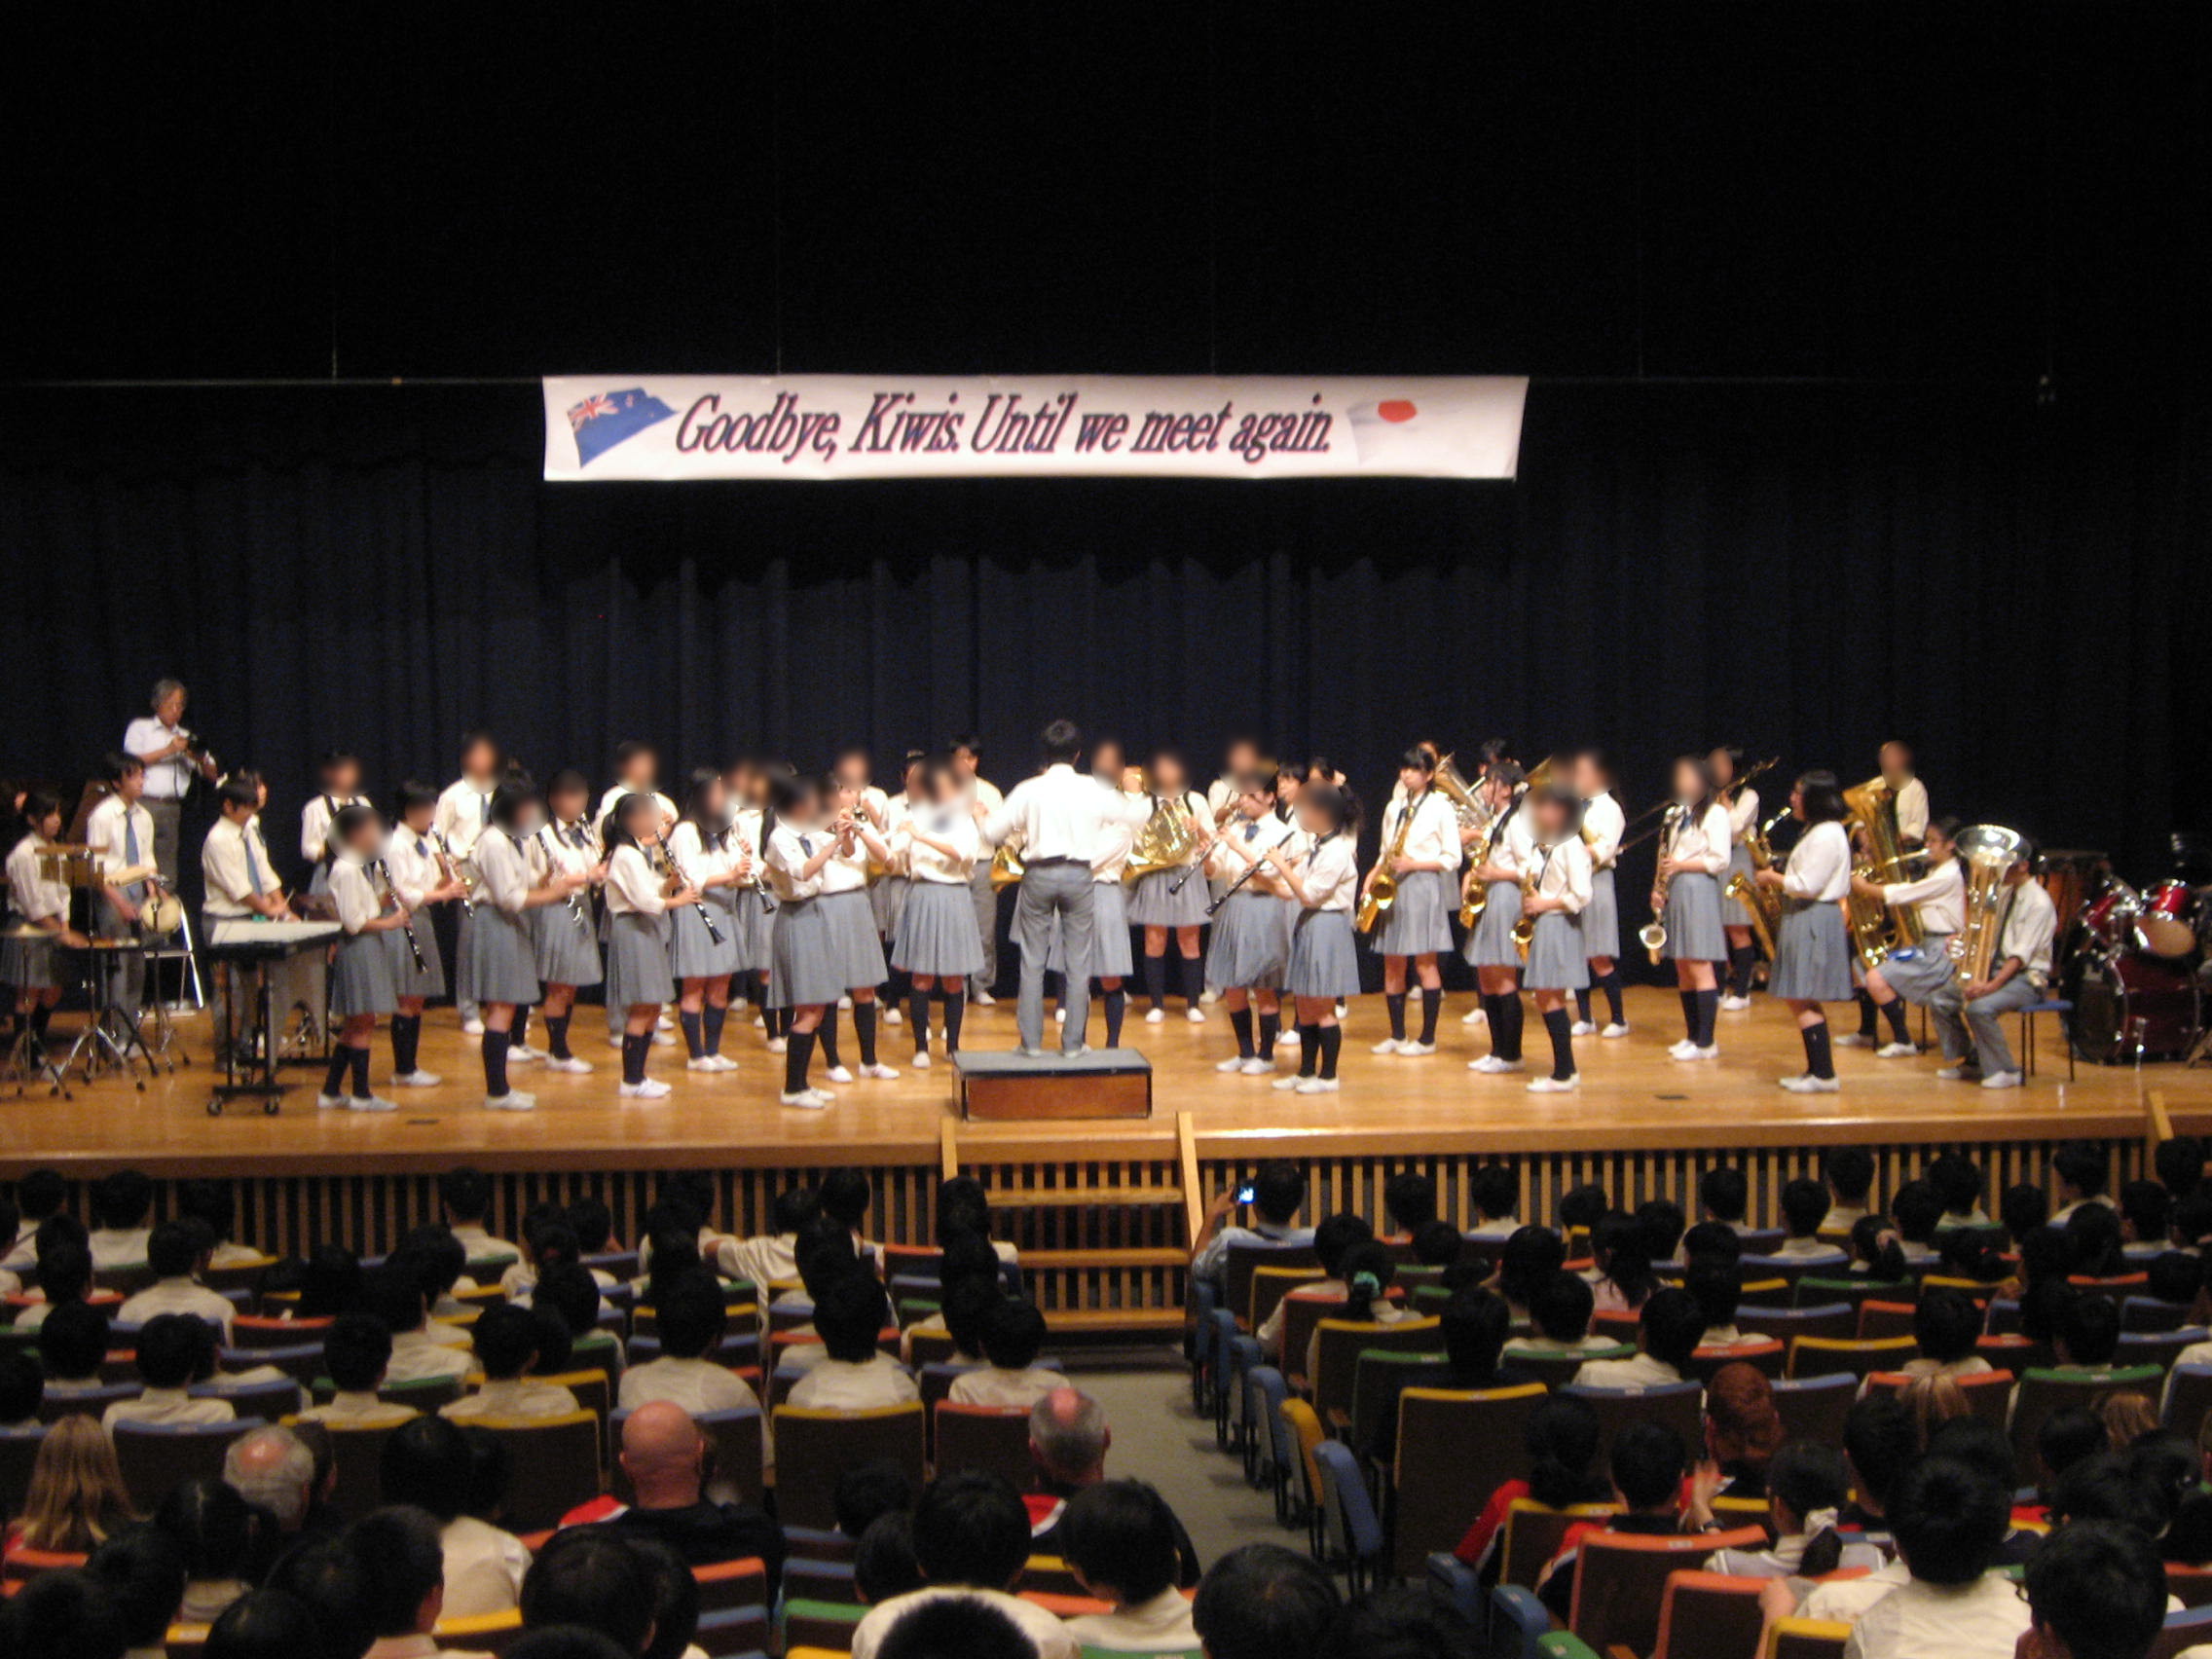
[1927,833,2053,1091]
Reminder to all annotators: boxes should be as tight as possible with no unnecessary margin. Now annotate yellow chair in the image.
[773,1403,927,1530]
[1766,1617,1854,1659]
[433,1607,525,1655]
[468,1411,601,1530]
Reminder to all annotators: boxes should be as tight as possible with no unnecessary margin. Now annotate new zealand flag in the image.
[567,387,677,466]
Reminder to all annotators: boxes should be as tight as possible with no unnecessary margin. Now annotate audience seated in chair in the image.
[714,1184,818,1293]
[225,1423,341,1561]
[1701,1362,1785,1500]
[364,1265,473,1386]
[6,1415,136,1561]
[2020,1519,2172,1659]
[905,1263,1001,1371]
[177,1179,267,1273]
[1901,1287,1997,1382]
[615,1269,759,1419]
[440,1166,522,1271]
[1451,1392,1609,1571]
[0,1349,42,1430]
[1822,1148,1875,1236]
[87,1525,187,1659]
[1703,1439,1885,1580]
[1771,1178,1848,1264]
[154,1476,259,1625]
[1688,1261,1764,1349]
[1927,1153,1990,1231]
[119,1219,239,1340]
[90,1170,155,1271]
[1531,1419,1690,1620]
[1188,1161,1314,1294]
[560,1400,783,1591]
[1361,1284,1525,1466]
[1028,1386,1200,1587]
[38,1300,115,1400]
[2,1169,68,1273]
[297,1313,422,1427]
[1054,1479,1202,1654]
[344,1502,484,1659]
[1464,1164,1520,1239]
[0,1568,129,1659]
[1255,1212,1372,1360]
[2050,1141,2114,1229]
[1191,1542,1341,1659]
[948,1300,1059,1409]
[848,1470,1082,1659]
[105,1313,237,1431]
[786,1272,913,1412]
[1572,1286,1703,1388]
[1499,1226,1567,1323]
[441,1305,578,1421]
[19,1230,95,1334]
[1588,1212,1662,1314]
[381,1414,530,1620]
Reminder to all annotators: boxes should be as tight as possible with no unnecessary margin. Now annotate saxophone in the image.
[1722,807,1787,962]
[1458,796,1518,929]
[1639,803,1684,965]
[1509,861,1543,963]
[1355,790,1423,935]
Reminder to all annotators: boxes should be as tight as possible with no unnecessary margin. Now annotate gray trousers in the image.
[1930,974,2040,1074]
[1014,860,1093,1055]
[145,798,184,887]
[96,895,145,1012]
[969,865,1001,997]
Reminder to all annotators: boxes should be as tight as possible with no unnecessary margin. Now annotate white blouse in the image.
[1527,835,1594,913]
[385,824,446,910]
[1783,820,1854,903]
[1207,811,1295,883]
[473,830,535,914]
[603,843,668,916]
[1878,857,1966,936]
[1381,789,1463,869]
[1581,793,1625,870]
[668,820,736,887]
[299,794,367,864]
[1726,788,1760,841]
[5,834,69,925]
[434,778,498,856]
[764,824,829,903]
[1300,834,1361,912]
[328,856,384,936]
[899,807,980,884]
[1483,801,1537,881]
[1665,801,1735,876]
[530,823,599,887]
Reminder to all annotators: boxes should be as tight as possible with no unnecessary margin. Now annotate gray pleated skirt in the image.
[606,910,674,1011]
[1662,871,1726,962]
[820,890,887,988]
[728,888,772,974]
[385,919,449,999]
[667,896,738,980]
[1287,909,1362,999]
[1876,934,1957,1002]
[532,902,601,988]
[459,905,540,1007]
[891,881,985,977]
[1205,891,1288,990]
[1768,901,1855,1002]
[770,898,849,1008]
[331,930,399,1017]
[1582,867,1620,960]
[1,933,58,991]
[1720,844,1756,927]
[871,874,909,940]
[1047,881,1133,979]
[1127,866,1210,928]
[1463,880,1525,969]
[1525,911,1591,991]
[1374,868,1454,957]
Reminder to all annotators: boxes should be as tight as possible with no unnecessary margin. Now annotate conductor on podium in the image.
[980,719,1150,1058]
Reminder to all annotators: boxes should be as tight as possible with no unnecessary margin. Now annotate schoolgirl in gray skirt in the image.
[763,772,847,1109]
[1369,749,1465,1058]
[527,769,607,1077]
[1465,762,1533,1075]
[1271,782,1364,1094]
[1655,756,1736,1061]
[1203,771,1294,1077]
[603,790,687,1103]
[317,806,413,1114]
[3,793,74,1047]
[466,783,588,1111]
[1757,770,1857,1095]
[1856,818,1967,1057]
[666,769,744,1075]
[819,776,898,1083]
[1513,784,1595,1092]
[889,757,987,1067]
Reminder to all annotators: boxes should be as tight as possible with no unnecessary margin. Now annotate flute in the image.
[376,857,429,975]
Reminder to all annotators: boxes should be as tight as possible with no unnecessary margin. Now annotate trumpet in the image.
[649,834,723,946]
[376,857,430,974]
[1639,802,1684,965]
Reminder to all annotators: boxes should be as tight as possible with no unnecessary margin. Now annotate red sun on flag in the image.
[1375,399,1419,423]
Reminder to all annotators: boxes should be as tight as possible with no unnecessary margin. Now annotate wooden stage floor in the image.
[0,987,2203,1177]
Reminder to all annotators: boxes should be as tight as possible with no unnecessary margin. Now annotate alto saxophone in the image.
[1639,803,1684,965]
[1509,863,1543,964]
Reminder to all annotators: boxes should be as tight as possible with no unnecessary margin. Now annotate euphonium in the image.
[1843,777,1923,971]
[1123,791,1198,884]
[989,830,1026,892]
[1432,754,1490,835]
[1638,803,1683,965]
[1946,825,2029,986]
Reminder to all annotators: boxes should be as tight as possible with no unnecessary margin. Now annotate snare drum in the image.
[2136,879,2198,959]
[2083,888,2140,950]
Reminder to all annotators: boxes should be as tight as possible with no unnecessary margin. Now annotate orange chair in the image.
[2167,1564,2212,1609]
[1652,1569,1770,1659]
[690,1556,768,1611]
[1864,1368,2015,1431]
[773,1404,927,1530]
[1767,1617,1854,1659]
[1685,1341,1786,1384]
[1857,1301,1918,1342]
[2,1546,89,1592]
[1567,1527,1767,1659]
[231,1314,331,1350]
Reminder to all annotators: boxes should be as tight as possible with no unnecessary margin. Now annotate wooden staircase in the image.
[940,1113,1203,1337]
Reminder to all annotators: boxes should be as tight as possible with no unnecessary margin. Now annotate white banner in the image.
[541,373,1526,482]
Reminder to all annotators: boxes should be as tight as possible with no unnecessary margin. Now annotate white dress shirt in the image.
[451,1224,520,1266]
[717,1232,798,1290]
[668,820,735,892]
[295,1391,421,1428]
[441,1378,577,1420]
[898,807,981,884]
[90,1226,152,1268]
[1783,820,1853,903]
[328,856,386,936]
[979,764,1150,863]
[434,779,499,858]
[1892,776,1930,844]
[5,834,69,926]
[1837,1567,2030,1659]
[300,794,367,864]
[852,1587,1081,1659]
[604,843,670,916]
[1990,878,2057,985]
[439,1514,531,1619]
[104,1387,237,1431]
[119,1277,236,1337]
[764,825,830,903]
[1582,793,1625,870]
[785,1354,919,1412]
[472,830,535,914]
[598,784,679,828]
[1665,801,1734,876]
[202,817,280,918]
[1206,811,1295,886]
[385,825,446,909]
[1727,788,1760,841]
[123,717,195,801]
[946,1366,1062,1409]
[1380,790,1464,870]
[1878,858,1966,936]
[386,1328,475,1383]
[85,793,156,888]
[618,1355,763,1419]
[1569,1353,1685,1389]
[1299,834,1361,912]
[1061,1588,1203,1653]
[1527,837,1594,913]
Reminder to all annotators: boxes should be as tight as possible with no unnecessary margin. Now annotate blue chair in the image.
[109,1419,254,1511]
[1243,1366,1289,1496]
[1188,1280,1219,1410]
[1486,1582,1555,1659]
[1772,1373,1859,1447]
[2019,998,2076,1081]
[1426,1552,1484,1626]
[1202,1307,1240,1444]
[2157,1603,2212,1656]
[1312,1439,1386,1593]
[691,1603,769,1659]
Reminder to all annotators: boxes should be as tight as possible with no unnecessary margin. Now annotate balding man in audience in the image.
[1027,1387,1200,1587]
[575,1402,783,1592]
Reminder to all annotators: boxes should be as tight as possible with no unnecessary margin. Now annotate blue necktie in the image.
[416,837,429,858]
[1243,824,1257,843]
[800,835,814,856]
[125,815,140,866]
[246,831,265,896]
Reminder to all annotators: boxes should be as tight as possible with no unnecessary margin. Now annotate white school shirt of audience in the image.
[785,1352,919,1412]
[295,1389,420,1428]
[1060,1587,1203,1654]
[1571,1351,1684,1388]
[103,1386,237,1432]
[385,1327,476,1383]
[438,1512,533,1619]
[1833,1567,2031,1659]
[118,1276,237,1337]
[718,1231,799,1290]
[89,1226,152,1269]
[440,1377,578,1421]
[945,1365,1063,1409]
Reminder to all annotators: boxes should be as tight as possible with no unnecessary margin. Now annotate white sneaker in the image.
[1936,1065,1979,1082]
[1690,1045,1720,1060]
[912,1051,932,1070]
[973,990,997,1007]
[752,1014,765,1029]
[1718,994,1751,1013]
[509,1044,543,1063]
[1875,1042,1918,1059]
[651,1030,676,1047]
[1199,989,1220,1005]
[1060,1044,1093,1060]
[1569,1020,1597,1037]
[1145,1008,1165,1025]
[825,1064,855,1085]
[608,1033,626,1049]
[1371,1038,1403,1055]
[1399,1041,1437,1057]
[860,1062,901,1081]
[1186,1008,1206,1024]
[1054,1007,1067,1024]
[1834,1032,1875,1049]
[765,1037,788,1054]
[391,1069,442,1088]
[838,995,854,1011]
[1214,1055,1250,1074]
[461,1017,485,1037]
[348,1094,398,1113]
[884,1007,903,1025]
[1334,1002,1347,1019]
[1780,1074,1841,1093]
[315,1091,348,1110]
[545,1055,593,1074]
[1471,1055,1525,1074]
[1272,1074,1306,1091]
[619,1078,673,1099]
[1462,1005,1488,1025]
[1980,1070,2023,1090]
[781,1088,832,1110]
[1668,1038,1698,1059]
[1601,1023,1632,1039]
[1238,1057,1274,1077]
[1527,1075,1579,1092]
[1276,1027,1301,1048]
[485,1091,536,1111]
[686,1055,722,1072]
[1296,1077,1342,1094]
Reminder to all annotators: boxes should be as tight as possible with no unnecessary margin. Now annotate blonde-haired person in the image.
[3,1416,136,1561]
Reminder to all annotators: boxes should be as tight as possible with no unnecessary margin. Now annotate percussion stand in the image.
[134,935,185,1077]
[59,940,150,1091]
[208,944,287,1115]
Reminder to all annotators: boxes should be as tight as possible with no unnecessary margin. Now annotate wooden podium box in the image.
[954,1049,1153,1122]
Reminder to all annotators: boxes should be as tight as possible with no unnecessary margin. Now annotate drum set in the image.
[2045,847,2209,1065]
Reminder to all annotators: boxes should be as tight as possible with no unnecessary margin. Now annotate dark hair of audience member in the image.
[853,1510,924,1604]
[521,1527,653,1653]
[872,1595,1032,1659]
[1495,1227,1567,1311]
[1848,1216,1906,1280]
[1912,1287,1983,1365]
[1524,1395,1607,1510]
[2023,1519,2169,1659]
[0,1568,128,1659]
[1889,1455,2009,1586]
[1057,1480,1182,1606]
[909,1471,1031,1592]
[1191,1542,1345,1659]
[204,1589,329,1659]
[1325,1582,1482,1659]
[87,1527,189,1652]
[379,1418,473,1521]
[1634,1198,1687,1261]
[1609,1422,1686,1511]
[833,1460,915,1539]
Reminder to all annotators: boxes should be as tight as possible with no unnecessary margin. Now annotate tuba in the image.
[1433,754,1491,835]
[1947,825,2029,986]
[1124,788,1198,884]
[1842,778,1923,970]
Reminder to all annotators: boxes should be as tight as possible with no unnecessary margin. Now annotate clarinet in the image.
[537,827,590,933]
[1205,824,1284,917]
[376,858,429,975]
[653,833,724,945]
[719,814,777,915]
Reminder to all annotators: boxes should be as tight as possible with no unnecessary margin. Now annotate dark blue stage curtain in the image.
[0,381,2205,925]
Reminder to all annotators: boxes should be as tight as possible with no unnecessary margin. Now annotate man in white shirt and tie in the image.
[201,777,299,1057]
[1930,840,2057,1091]
[979,721,1150,1058]
[123,679,212,886]
[950,733,1005,1005]
[85,752,161,1014]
